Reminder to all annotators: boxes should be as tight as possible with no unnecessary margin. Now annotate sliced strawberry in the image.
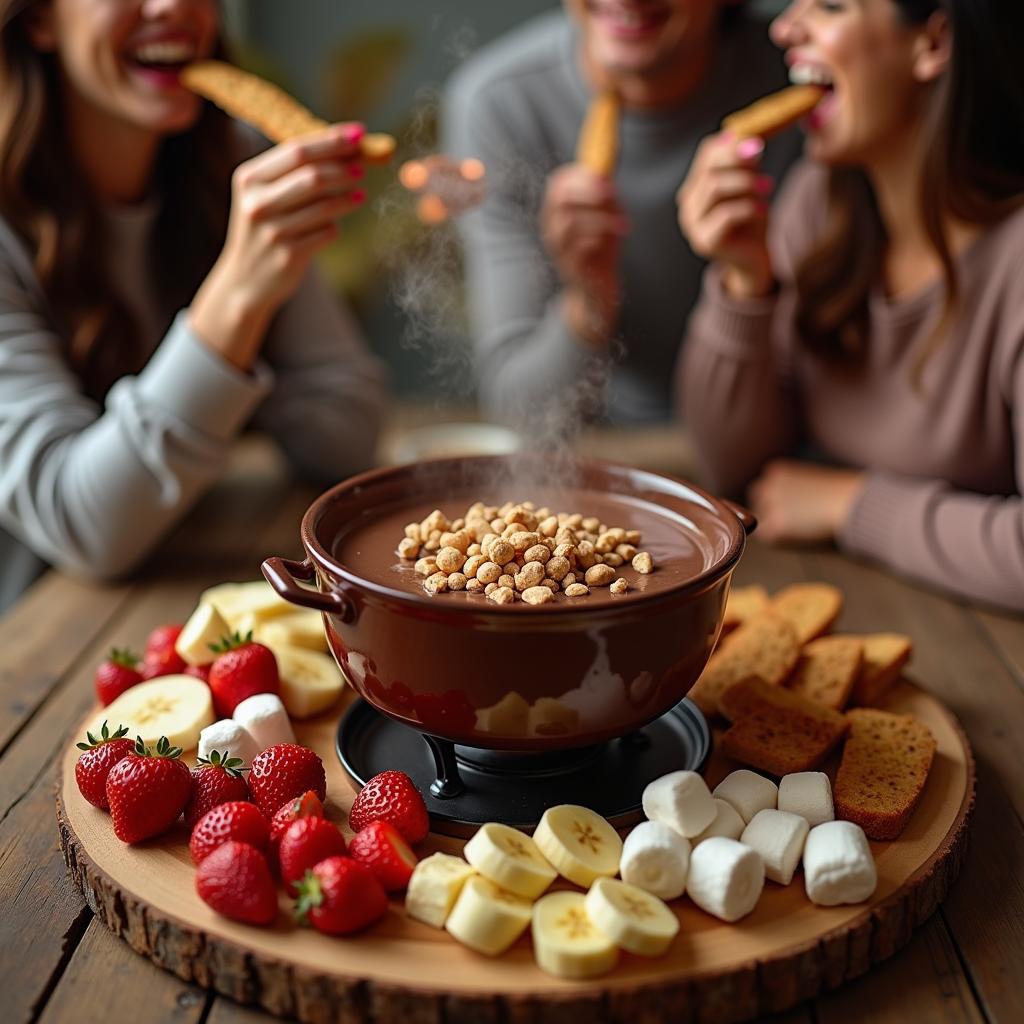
[294,856,387,935]
[196,840,277,925]
[190,800,269,865]
[268,790,325,869]
[278,817,348,895]
[349,770,429,844]
[348,820,418,891]
[74,721,135,809]
[94,649,143,706]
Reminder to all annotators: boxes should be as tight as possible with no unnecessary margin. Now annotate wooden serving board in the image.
[57,680,974,1024]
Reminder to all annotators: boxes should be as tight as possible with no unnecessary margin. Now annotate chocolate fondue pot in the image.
[263,457,754,753]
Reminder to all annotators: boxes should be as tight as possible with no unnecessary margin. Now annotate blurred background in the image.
[222,0,787,402]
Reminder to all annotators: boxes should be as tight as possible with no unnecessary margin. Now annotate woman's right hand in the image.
[676,133,776,299]
[190,122,367,370]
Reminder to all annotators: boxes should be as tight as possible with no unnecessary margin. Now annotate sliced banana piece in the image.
[464,822,557,899]
[270,643,344,719]
[200,580,292,629]
[533,804,623,887]
[175,602,231,666]
[532,890,619,979]
[406,853,476,928]
[445,875,533,956]
[89,676,214,752]
[256,609,327,652]
[584,877,680,957]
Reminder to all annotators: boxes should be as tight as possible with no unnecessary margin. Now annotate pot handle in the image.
[262,556,353,620]
[724,500,758,535]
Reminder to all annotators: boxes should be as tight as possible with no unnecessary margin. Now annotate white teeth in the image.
[132,41,195,65]
[789,64,833,87]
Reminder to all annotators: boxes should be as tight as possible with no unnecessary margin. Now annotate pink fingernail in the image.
[351,189,366,204]
[737,137,765,160]
[342,123,365,143]
[755,175,774,195]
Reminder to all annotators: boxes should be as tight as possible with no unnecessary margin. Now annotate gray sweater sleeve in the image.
[443,71,610,426]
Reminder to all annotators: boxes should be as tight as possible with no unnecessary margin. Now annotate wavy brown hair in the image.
[794,0,1024,369]
[0,0,236,400]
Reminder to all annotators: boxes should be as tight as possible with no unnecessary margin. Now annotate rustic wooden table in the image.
[2,430,1022,1024]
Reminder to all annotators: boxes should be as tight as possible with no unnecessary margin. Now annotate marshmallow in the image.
[686,837,764,922]
[692,798,746,846]
[778,772,834,827]
[740,809,809,885]
[232,693,294,751]
[713,769,778,824]
[642,770,717,838]
[198,719,259,767]
[620,821,691,901]
[803,821,877,906]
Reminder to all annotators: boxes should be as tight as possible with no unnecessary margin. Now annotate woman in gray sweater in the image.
[0,0,386,611]
[677,0,1024,610]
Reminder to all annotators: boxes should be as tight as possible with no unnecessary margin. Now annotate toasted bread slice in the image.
[719,678,849,776]
[721,584,770,635]
[687,611,800,716]
[834,708,935,839]
[786,635,864,710]
[849,633,913,706]
[770,583,843,644]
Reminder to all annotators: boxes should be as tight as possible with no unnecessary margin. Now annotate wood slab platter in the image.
[57,679,974,1024]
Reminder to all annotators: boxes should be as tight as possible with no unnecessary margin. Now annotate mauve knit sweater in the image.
[681,161,1024,612]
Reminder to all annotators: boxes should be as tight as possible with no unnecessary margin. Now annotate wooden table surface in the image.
[2,428,1022,1024]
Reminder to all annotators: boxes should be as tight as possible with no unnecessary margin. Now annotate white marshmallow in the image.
[620,821,691,901]
[232,693,294,751]
[778,772,834,827]
[686,837,765,922]
[198,719,259,767]
[713,770,778,824]
[692,798,746,846]
[740,809,809,885]
[642,770,717,838]
[803,821,877,906]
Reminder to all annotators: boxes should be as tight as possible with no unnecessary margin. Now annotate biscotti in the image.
[849,633,912,706]
[786,635,864,710]
[769,583,843,644]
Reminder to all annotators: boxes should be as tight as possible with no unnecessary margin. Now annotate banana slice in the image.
[269,643,344,719]
[584,877,680,957]
[88,676,214,752]
[533,805,623,887]
[200,580,292,629]
[406,853,476,928]
[532,890,619,979]
[464,822,557,899]
[256,610,327,652]
[175,602,231,666]
[445,875,533,956]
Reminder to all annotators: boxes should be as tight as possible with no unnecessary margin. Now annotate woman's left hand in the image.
[748,460,865,544]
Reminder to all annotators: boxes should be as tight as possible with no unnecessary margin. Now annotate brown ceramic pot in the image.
[262,457,754,751]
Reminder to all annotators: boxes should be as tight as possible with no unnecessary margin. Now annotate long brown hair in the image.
[794,0,1024,366]
[0,0,236,400]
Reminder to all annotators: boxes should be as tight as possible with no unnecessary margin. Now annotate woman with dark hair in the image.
[677,0,1024,610]
[0,0,386,610]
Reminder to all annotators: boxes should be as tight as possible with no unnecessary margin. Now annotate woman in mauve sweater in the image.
[677,0,1024,611]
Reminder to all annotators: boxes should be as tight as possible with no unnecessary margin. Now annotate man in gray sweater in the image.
[444,1,800,426]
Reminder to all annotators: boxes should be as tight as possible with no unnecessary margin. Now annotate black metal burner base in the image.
[335,699,711,838]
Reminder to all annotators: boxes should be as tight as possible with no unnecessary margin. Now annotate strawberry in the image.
[105,736,193,843]
[196,840,278,925]
[74,721,135,809]
[348,820,418,891]
[248,743,326,817]
[208,631,279,718]
[184,750,250,829]
[184,663,211,683]
[190,800,269,865]
[94,648,143,706]
[348,770,429,844]
[268,790,325,868]
[279,816,348,895]
[141,623,186,678]
[294,856,387,935]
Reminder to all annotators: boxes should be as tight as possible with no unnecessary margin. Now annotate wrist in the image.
[722,264,776,300]
[190,264,273,371]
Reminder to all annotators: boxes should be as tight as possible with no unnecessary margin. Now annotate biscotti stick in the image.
[722,84,825,140]
[575,91,620,177]
[181,60,395,163]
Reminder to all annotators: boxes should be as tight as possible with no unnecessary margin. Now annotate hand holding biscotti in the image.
[540,164,628,346]
[676,132,776,300]
[190,122,367,370]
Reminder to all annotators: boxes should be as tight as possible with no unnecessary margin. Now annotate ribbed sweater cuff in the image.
[135,311,273,442]
[689,264,778,358]
[839,473,942,562]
